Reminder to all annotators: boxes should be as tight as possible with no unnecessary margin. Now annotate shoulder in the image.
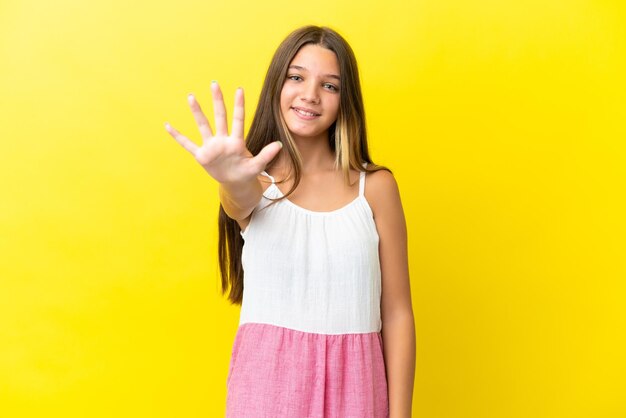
[257,172,275,193]
[364,167,403,220]
[364,166,398,191]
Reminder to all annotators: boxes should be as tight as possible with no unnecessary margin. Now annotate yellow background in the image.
[1,0,625,416]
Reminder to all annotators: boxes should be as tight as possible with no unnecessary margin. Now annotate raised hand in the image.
[164,82,282,185]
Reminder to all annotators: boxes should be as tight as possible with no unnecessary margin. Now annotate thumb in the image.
[251,141,283,171]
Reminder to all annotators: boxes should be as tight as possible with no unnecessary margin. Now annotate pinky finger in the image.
[165,122,199,155]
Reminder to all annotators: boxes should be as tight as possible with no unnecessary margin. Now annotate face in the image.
[280,44,341,143]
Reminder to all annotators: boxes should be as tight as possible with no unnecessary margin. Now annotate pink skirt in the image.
[226,323,389,417]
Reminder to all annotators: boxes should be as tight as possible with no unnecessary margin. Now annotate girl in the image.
[165,25,415,418]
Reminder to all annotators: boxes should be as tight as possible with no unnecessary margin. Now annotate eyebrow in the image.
[288,65,340,81]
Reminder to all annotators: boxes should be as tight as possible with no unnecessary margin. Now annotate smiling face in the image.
[279,44,341,143]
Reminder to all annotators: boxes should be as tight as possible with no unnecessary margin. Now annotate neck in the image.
[274,132,336,175]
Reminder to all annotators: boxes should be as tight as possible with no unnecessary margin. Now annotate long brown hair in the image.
[218,25,388,305]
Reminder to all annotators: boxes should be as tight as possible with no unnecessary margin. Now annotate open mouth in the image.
[292,107,321,117]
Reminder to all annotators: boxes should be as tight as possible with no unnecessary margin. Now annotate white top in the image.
[239,169,382,335]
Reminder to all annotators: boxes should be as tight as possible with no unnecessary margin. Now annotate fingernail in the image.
[164,122,170,130]
[188,94,194,103]
[275,141,283,148]
[211,80,217,84]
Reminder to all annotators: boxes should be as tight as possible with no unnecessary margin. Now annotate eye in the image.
[323,83,339,92]
[288,75,302,81]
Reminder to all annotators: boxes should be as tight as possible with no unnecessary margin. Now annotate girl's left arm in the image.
[367,169,416,418]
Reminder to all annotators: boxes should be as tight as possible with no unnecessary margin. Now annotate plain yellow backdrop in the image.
[1,0,625,417]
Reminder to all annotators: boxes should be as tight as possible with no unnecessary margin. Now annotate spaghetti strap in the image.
[358,170,366,197]
[260,171,275,184]
[358,162,368,197]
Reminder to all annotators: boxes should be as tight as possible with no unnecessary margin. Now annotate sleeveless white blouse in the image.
[239,169,382,335]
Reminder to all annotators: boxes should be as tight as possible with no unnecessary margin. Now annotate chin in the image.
[290,131,322,140]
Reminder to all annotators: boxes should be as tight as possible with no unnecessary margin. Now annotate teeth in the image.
[294,108,318,117]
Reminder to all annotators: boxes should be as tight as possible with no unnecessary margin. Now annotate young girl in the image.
[165,25,415,418]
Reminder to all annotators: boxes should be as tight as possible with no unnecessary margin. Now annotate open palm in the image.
[165,82,282,184]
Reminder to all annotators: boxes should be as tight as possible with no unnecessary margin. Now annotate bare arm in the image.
[367,170,416,418]
[218,179,263,222]
[165,82,282,221]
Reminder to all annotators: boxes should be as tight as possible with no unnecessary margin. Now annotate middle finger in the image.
[211,81,228,136]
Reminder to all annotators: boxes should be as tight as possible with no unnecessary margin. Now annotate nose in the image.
[299,81,320,104]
